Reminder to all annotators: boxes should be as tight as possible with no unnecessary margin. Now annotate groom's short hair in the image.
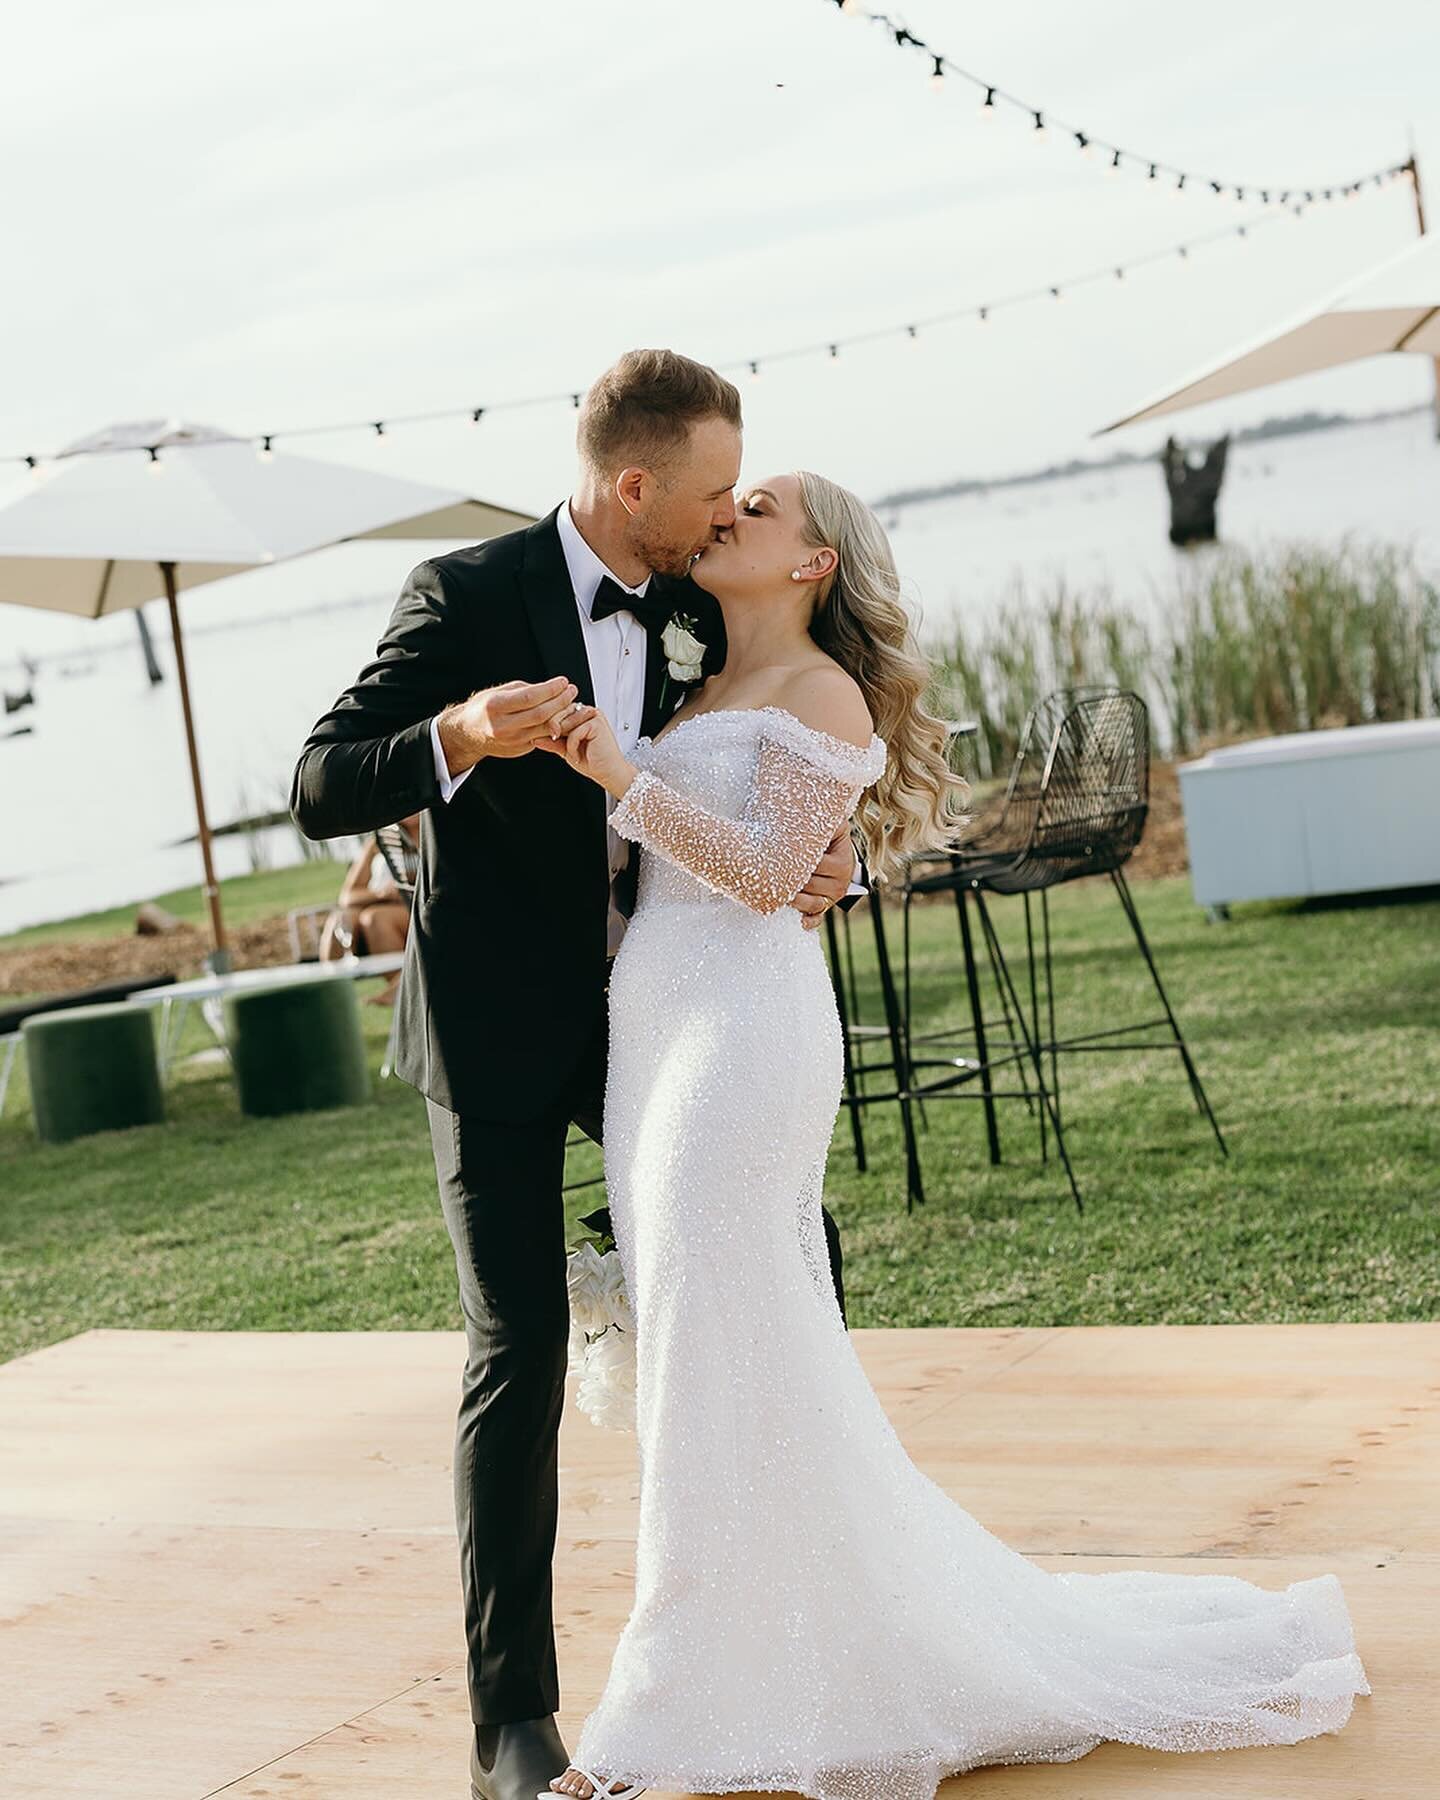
[578,348,741,477]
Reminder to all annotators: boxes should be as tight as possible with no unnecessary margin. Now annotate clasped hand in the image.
[533,699,635,797]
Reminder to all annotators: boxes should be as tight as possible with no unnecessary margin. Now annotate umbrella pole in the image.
[160,561,231,972]
[1404,152,1440,441]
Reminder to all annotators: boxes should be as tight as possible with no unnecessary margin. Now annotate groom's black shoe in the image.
[469,1714,569,1800]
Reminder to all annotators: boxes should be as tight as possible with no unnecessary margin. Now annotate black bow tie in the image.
[590,574,673,633]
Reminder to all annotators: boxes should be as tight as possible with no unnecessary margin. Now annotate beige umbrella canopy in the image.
[1094,230,1440,434]
[0,419,535,965]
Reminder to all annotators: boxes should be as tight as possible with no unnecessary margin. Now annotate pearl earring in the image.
[790,570,803,581]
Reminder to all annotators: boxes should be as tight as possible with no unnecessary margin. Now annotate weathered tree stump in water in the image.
[1162,434,1229,545]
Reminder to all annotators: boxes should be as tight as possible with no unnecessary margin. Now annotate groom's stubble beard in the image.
[617,457,720,578]
[626,508,709,580]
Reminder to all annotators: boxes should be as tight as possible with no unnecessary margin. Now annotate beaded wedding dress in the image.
[567,704,1370,1800]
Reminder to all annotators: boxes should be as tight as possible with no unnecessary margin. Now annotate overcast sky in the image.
[2,0,1436,663]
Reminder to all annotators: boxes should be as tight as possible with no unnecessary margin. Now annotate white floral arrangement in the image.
[565,1225,636,1433]
[660,612,706,687]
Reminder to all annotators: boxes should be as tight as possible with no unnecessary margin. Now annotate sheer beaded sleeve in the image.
[610,708,887,916]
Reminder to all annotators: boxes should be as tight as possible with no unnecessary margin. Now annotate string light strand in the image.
[1,185,1411,474]
[824,0,1410,206]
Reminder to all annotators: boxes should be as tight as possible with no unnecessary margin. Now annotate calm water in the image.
[2,410,1436,936]
[885,407,1439,638]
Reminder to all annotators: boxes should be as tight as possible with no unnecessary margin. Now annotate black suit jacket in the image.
[290,505,726,1121]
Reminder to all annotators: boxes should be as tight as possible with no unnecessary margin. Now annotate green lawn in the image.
[1,866,1436,1364]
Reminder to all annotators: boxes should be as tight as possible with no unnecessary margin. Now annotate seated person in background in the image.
[319,813,421,1004]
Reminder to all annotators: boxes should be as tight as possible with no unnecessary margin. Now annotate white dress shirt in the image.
[427,501,863,950]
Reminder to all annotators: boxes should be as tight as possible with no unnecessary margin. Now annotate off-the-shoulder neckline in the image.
[645,702,883,760]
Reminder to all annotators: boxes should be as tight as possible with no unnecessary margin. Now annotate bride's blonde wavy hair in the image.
[795,470,971,884]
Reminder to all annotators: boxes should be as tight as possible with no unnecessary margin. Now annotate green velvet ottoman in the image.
[224,978,370,1117]
[23,1000,165,1144]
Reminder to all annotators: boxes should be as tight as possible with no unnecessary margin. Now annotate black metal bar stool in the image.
[900,851,1083,1212]
[823,718,989,1213]
[824,886,926,1210]
[901,859,1041,1139]
[902,687,1226,1208]
[825,717,1075,1210]
[892,709,1082,1208]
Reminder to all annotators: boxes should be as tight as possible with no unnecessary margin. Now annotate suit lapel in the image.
[640,608,671,739]
[639,573,728,740]
[521,506,596,710]
[519,507,607,841]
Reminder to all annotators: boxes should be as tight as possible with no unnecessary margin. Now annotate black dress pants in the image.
[426,961,850,1728]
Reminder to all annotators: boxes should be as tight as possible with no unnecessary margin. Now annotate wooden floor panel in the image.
[2,1323,1432,1797]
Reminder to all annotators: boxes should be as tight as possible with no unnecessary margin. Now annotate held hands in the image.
[533,701,637,799]
[436,676,582,772]
[540,701,852,930]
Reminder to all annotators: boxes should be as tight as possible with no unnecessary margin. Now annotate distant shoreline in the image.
[871,399,1433,512]
[5,399,1431,679]
[0,588,388,678]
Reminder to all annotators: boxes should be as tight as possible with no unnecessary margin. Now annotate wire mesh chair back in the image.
[965,686,1149,893]
[375,821,420,899]
[894,718,981,880]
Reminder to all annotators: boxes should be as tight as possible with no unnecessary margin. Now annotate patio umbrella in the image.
[1094,229,1440,434]
[0,419,535,966]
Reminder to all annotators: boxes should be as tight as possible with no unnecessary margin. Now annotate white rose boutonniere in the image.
[661,612,706,686]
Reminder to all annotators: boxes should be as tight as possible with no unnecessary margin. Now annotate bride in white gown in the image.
[536,471,1371,1800]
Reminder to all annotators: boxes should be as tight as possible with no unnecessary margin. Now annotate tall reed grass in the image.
[927,537,1440,777]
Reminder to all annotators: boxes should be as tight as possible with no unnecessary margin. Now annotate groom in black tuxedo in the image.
[290,350,862,1800]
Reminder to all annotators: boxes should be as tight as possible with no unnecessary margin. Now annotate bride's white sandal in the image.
[538,1765,647,1799]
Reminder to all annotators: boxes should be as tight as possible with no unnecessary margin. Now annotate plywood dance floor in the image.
[2,1323,1432,1797]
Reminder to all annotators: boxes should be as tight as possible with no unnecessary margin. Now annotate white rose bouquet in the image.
[565,1212,636,1432]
